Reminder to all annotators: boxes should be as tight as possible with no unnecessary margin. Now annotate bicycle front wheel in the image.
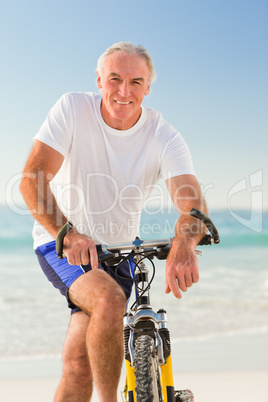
[134,334,163,402]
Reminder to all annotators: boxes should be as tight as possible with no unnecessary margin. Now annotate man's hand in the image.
[62,227,99,269]
[165,236,199,299]
[164,174,208,299]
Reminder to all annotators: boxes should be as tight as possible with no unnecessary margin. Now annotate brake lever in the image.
[97,245,123,266]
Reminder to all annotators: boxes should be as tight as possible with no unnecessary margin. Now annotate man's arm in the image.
[165,174,207,299]
[20,140,98,268]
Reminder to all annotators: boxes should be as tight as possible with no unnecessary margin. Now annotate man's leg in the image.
[54,311,93,402]
[69,268,126,402]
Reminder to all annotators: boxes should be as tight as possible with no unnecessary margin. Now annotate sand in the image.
[1,332,267,401]
[0,370,267,401]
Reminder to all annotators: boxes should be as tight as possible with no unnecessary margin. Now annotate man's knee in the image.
[95,280,126,322]
[63,347,91,379]
[70,269,126,321]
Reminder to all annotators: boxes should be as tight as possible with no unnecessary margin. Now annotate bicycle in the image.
[56,208,220,401]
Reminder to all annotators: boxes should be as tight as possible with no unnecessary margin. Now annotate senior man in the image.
[20,42,207,401]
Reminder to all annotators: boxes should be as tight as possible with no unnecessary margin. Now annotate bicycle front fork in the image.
[123,311,175,401]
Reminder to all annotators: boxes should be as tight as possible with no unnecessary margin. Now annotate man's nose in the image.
[118,81,130,97]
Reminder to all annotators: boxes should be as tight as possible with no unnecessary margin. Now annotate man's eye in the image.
[133,81,141,85]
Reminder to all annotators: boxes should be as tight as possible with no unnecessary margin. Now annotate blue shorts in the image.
[35,241,134,314]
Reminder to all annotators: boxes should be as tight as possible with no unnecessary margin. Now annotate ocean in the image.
[0,205,267,362]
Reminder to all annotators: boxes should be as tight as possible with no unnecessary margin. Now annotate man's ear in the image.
[145,84,151,96]
[96,72,102,89]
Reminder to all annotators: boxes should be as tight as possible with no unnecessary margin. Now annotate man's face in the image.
[97,51,151,130]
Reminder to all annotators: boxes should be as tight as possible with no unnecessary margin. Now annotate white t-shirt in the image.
[33,92,195,248]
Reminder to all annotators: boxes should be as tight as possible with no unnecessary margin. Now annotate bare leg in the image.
[69,269,126,402]
[54,312,93,402]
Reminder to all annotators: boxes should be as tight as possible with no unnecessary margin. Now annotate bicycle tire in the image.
[134,334,163,402]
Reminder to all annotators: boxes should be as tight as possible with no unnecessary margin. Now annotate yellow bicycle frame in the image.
[160,355,175,401]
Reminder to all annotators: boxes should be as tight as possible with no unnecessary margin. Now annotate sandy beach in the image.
[1,331,267,401]
[0,370,267,402]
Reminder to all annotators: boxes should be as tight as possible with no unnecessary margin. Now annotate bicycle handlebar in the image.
[56,209,220,261]
[97,238,172,265]
[97,209,220,264]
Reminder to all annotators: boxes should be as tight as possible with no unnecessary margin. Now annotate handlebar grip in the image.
[198,234,212,245]
[190,208,220,244]
[56,221,73,259]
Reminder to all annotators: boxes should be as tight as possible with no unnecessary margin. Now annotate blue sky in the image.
[1,0,267,212]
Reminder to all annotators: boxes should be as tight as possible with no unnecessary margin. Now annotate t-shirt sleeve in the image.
[160,131,195,180]
[34,94,74,157]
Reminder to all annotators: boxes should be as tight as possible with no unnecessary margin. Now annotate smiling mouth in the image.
[115,100,132,105]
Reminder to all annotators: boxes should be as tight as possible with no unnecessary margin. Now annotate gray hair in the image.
[96,42,156,84]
